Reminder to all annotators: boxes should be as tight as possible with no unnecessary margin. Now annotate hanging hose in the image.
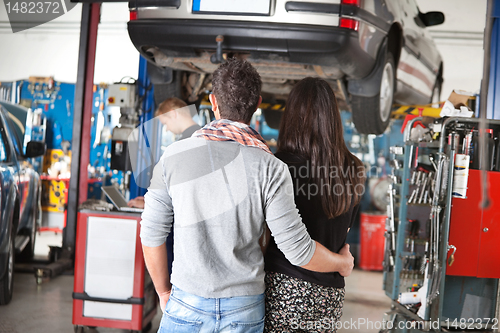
[440,157,449,202]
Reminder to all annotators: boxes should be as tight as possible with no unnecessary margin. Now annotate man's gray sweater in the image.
[140,137,316,298]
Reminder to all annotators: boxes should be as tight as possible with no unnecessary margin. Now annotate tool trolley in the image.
[382,117,500,332]
[72,210,157,333]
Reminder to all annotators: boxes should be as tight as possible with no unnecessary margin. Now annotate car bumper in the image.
[127,19,376,79]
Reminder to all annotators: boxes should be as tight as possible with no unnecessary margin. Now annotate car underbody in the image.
[147,49,351,111]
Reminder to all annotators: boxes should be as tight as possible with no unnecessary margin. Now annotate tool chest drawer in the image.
[447,170,500,278]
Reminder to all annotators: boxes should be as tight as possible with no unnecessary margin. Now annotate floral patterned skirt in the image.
[264,271,345,333]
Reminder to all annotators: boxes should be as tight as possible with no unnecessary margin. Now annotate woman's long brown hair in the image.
[278,77,366,219]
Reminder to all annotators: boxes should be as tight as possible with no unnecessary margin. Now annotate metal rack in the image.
[382,117,500,332]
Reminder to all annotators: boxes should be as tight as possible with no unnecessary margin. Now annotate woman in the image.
[264,77,365,332]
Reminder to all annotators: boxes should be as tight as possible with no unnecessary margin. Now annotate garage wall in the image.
[0,3,139,84]
[418,0,487,100]
[0,0,489,97]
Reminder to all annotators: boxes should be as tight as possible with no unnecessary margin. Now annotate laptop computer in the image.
[101,186,144,213]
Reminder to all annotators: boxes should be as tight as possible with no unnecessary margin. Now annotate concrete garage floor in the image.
[0,233,391,333]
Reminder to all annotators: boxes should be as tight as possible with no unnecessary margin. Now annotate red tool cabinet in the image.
[72,210,157,332]
[447,169,500,278]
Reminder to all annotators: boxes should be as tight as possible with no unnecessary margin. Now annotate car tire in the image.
[351,52,396,135]
[0,233,15,305]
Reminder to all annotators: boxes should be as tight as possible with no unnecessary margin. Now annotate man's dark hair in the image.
[212,58,262,123]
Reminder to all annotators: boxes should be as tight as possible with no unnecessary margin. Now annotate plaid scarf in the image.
[193,119,272,155]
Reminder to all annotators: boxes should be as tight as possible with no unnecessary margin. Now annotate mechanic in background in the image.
[127,97,201,209]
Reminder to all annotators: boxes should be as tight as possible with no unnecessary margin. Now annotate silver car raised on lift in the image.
[127,0,444,134]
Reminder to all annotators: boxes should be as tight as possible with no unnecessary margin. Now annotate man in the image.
[155,97,201,141]
[140,58,354,332]
[127,97,201,209]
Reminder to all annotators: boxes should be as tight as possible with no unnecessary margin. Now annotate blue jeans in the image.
[159,286,265,333]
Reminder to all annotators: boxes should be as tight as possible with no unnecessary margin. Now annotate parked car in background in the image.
[0,101,45,305]
[127,0,444,134]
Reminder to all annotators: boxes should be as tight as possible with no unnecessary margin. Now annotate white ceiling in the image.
[418,0,487,99]
[419,0,486,33]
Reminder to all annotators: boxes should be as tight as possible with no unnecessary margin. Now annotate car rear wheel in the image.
[0,234,15,305]
[351,52,396,135]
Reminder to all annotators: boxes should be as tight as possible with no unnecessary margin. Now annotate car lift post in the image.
[35,2,101,283]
